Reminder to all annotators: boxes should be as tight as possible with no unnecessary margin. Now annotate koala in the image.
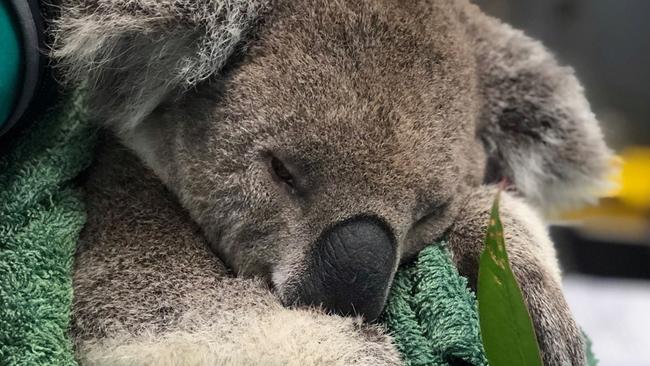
[72,134,402,365]
[52,0,613,365]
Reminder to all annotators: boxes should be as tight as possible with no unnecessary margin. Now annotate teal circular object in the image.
[0,1,23,133]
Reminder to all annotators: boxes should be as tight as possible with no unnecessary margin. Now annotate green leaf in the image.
[478,191,543,366]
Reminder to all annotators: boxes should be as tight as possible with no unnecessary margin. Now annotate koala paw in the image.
[449,188,587,365]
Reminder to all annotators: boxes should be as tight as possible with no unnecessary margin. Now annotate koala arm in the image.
[447,186,586,366]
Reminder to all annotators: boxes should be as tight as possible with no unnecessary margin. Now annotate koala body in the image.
[53,0,613,365]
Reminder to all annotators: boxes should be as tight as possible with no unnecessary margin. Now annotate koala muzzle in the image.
[293,215,397,322]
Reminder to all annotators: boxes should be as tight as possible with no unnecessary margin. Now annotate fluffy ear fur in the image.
[458,2,614,214]
[51,0,269,131]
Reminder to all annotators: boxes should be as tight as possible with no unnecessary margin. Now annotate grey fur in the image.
[73,135,402,365]
[52,0,270,130]
[51,0,609,365]
[458,2,614,213]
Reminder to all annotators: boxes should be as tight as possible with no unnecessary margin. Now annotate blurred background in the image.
[473,1,650,365]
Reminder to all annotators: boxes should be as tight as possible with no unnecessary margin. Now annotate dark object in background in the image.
[474,0,650,149]
[0,0,57,142]
[553,226,650,279]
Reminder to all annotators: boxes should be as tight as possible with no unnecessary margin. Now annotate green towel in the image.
[0,91,95,365]
[0,90,597,366]
[382,246,599,366]
[382,244,488,366]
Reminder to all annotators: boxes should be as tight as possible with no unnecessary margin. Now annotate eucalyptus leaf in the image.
[478,191,543,366]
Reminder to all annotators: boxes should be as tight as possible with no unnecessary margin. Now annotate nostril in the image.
[293,215,397,321]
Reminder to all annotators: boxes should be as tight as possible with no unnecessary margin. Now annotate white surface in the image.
[563,275,650,366]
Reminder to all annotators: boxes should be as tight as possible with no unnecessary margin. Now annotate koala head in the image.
[53,0,612,320]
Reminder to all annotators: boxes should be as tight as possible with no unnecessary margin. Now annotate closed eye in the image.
[413,199,450,224]
[269,154,296,191]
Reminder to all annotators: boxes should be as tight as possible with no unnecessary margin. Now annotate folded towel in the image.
[383,244,487,366]
[0,91,95,365]
[0,92,597,366]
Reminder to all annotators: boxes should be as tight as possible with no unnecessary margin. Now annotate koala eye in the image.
[269,155,296,190]
[414,199,450,224]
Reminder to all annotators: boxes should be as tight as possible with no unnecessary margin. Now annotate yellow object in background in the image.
[557,147,650,243]
[615,147,650,210]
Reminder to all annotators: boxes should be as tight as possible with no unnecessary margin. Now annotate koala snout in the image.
[290,215,397,322]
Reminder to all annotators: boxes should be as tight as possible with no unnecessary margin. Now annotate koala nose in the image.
[293,215,397,321]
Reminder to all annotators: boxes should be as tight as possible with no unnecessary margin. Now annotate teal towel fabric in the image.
[0,91,95,365]
[0,1,22,132]
[383,243,488,366]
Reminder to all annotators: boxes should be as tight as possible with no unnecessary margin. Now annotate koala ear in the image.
[458,3,614,213]
[51,1,269,131]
